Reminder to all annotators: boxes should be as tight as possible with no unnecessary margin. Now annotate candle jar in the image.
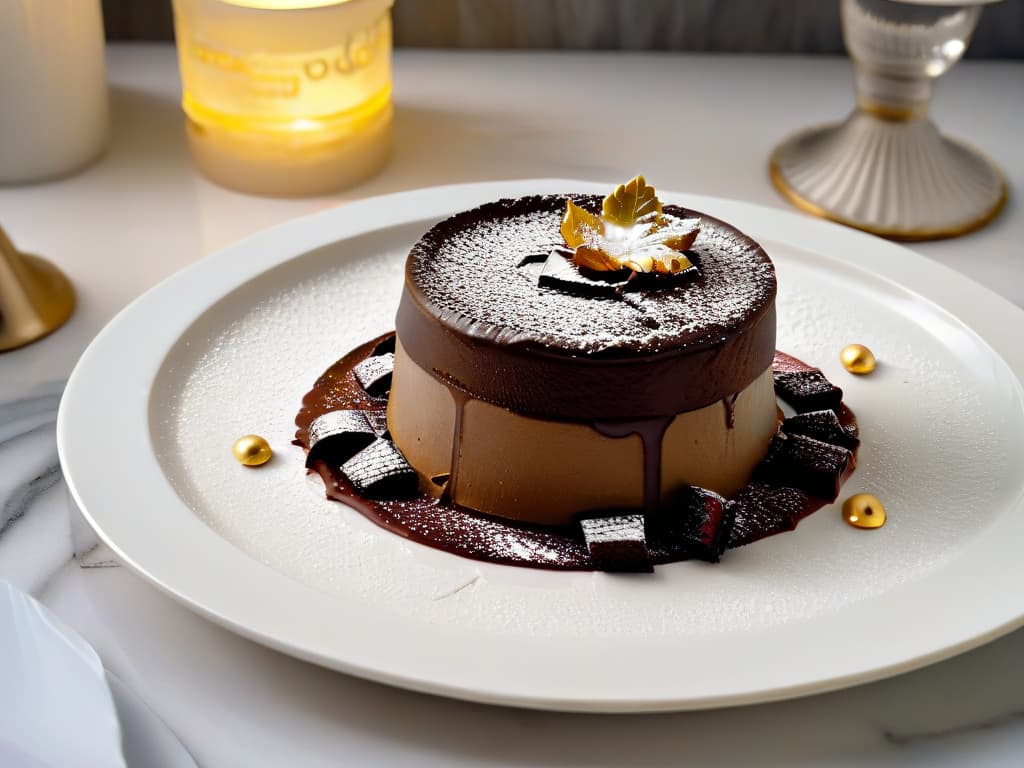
[172,0,394,197]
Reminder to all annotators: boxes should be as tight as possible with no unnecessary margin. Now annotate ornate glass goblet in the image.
[771,0,1006,240]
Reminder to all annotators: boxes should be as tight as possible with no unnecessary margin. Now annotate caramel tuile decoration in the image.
[0,225,75,352]
[560,200,602,250]
[573,244,625,273]
[560,176,699,275]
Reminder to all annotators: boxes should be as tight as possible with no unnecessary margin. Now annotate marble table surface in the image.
[2,44,1023,766]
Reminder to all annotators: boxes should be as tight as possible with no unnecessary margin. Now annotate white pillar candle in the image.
[0,0,109,183]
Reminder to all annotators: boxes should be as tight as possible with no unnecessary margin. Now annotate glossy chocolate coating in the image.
[396,195,777,421]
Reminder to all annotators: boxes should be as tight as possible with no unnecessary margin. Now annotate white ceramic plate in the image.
[58,180,1024,713]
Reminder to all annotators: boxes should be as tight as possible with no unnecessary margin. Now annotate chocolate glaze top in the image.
[397,194,778,421]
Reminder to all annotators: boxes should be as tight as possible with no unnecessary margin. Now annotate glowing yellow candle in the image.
[172,0,393,196]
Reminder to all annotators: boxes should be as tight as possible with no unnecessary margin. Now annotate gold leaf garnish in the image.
[661,229,699,253]
[561,200,602,250]
[602,175,663,228]
[560,176,700,275]
[573,245,624,272]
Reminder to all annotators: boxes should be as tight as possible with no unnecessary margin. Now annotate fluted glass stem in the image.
[854,69,932,120]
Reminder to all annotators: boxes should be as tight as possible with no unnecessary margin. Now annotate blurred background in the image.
[103,0,1023,56]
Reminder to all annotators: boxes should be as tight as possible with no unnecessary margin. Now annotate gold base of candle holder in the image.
[0,227,75,352]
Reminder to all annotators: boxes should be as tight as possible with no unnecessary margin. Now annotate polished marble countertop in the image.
[1,44,1023,766]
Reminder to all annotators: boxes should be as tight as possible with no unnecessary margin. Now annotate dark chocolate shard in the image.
[371,334,396,357]
[680,486,733,562]
[753,433,851,501]
[727,484,810,548]
[538,248,700,298]
[306,410,377,468]
[579,513,653,573]
[627,262,699,290]
[353,352,394,397]
[773,370,843,414]
[364,408,390,439]
[341,438,418,499]
[517,250,558,267]
[538,249,630,297]
[649,486,733,562]
[782,409,860,450]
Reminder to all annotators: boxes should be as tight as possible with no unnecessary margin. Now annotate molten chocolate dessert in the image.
[295,178,859,571]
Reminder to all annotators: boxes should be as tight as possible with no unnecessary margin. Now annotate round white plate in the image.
[58,180,1024,713]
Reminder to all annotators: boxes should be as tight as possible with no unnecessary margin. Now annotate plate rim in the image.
[57,178,1024,713]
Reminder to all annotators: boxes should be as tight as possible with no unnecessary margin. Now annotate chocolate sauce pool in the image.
[295,334,858,571]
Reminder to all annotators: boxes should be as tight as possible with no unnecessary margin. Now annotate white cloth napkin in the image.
[0,579,127,767]
[0,382,112,596]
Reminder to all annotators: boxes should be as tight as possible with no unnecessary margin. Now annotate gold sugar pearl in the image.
[843,493,886,529]
[840,344,876,375]
[233,434,273,467]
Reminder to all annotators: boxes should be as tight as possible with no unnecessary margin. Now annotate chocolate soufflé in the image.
[391,194,779,525]
[296,187,859,571]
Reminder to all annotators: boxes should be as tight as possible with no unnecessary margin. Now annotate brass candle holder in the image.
[0,226,75,352]
[771,0,1006,240]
